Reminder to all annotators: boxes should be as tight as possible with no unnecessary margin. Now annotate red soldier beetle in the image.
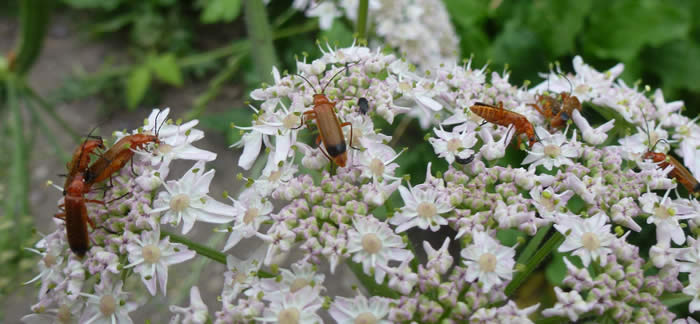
[640,110,700,193]
[470,101,538,148]
[293,64,360,167]
[529,73,582,131]
[85,112,166,184]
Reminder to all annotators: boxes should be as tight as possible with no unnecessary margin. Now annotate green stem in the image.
[516,224,551,265]
[24,96,70,162]
[186,54,245,120]
[161,230,273,277]
[5,77,30,241]
[356,0,370,41]
[660,292,693,308]
[244,0,279,84]
[13,0,52,74]
[505,232,564,297]
[162,230,227,264]
[24,85,80,140]
[347,261,399,298]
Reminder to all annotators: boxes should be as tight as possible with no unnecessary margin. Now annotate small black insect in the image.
[358,97,370,114]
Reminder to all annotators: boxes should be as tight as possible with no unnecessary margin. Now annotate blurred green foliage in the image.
[446,0,700,115]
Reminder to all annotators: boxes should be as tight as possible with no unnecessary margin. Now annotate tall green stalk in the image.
[13,0,53,75]
[356,0,370,41]
[244,0,278,84]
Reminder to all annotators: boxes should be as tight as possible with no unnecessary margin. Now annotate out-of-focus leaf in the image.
[62,0,120,10]
[199,108,254,145]
[320,20,353,48]
[150,54,183,86]
[200,0,242,24]
[497,229,524,247]
[646,40,700,92]
[443,0,489,28]
[457,26,490,67]
[125,65,151,109]
[525,0,593,57]
[488,20,547,82]
[583,0,690,61]
[545,252,569,285]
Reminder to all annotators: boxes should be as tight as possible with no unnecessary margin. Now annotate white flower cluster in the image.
[23,109,223,323]
[293,0,460,69]
[24,42,700,323]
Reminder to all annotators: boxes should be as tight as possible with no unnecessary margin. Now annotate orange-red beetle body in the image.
[470,102,537,148]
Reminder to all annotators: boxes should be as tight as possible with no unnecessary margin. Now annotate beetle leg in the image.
[340,122,361,150]
[315,135,322,147]
[85,199,106,205]
[54,213,66,220]
[293,110,316,130]
[105,192,130,205]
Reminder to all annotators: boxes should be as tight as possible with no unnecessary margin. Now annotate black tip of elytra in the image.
[455,154,475,165]
[326,142,347,157]
[694,183,700,193]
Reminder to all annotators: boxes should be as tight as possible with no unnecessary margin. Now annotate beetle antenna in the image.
[557,72,574,95]
[640,108,653,151]
[321,62,356,94]
[295,73,319,94]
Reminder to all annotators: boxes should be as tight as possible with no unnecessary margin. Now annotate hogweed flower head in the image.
[25,45,700,322]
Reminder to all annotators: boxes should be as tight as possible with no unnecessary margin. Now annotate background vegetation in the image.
[1,0,699,319]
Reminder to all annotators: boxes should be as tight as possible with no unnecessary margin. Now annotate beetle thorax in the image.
[313,94,331,106]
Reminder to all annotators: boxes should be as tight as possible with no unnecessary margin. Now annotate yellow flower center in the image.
[289,278,309,293]
[142,244,162,263]
[244,208,260,224]
[544,144,561,158]
[283,114,301,130]
[99,295,116,317]
[57,304,72,323]
[417,202,437,219]
[447,138,462,153]
[278,307,300,324]
[581,232,600,251]
[361,233,382,254]
[479,253,497,272]
[354,312,378,324]
[369,158,385,178]
[170,194,190,212]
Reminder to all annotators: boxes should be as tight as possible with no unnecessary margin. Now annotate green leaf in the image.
[125,65,151,109]
[200,0,242,24]
[525,0,593,57]
[444,0,489,28]
[645,40,700,92]
[497,229,523,247]
[487,19,548,82]
[149,54,183,86]
[545,252,567,285]
[583,0,690,61]
[320,20,354,48]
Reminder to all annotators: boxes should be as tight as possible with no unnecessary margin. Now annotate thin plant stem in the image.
[25,95,70,162]
[244,0,279,84]
[24,85,80,140]
[13,0,52,75]
[356,0,370,41]
[505,232,565,297]
[517,224,551,265]
[5,78,30,242]
[162,230,227,264]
